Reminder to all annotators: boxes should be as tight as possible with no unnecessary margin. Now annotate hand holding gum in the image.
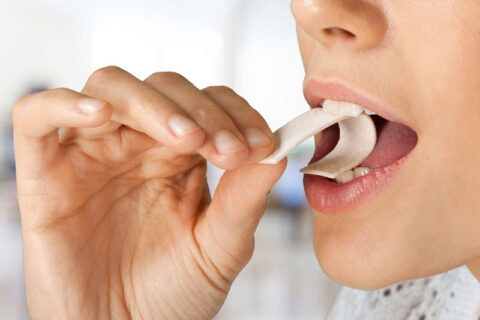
[259,100,377,179]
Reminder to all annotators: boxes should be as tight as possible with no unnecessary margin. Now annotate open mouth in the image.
[311,112,418,184]
[301,80,419,213]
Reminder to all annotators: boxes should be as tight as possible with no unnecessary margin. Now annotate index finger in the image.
[81,66,207,154]
[12,88,113,178]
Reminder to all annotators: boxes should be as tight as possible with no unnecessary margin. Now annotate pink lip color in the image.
[303,154,410,215]
[302,79,414,214]
[303,79,408,126]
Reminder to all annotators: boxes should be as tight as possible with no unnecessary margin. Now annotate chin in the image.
[311,216,412,291]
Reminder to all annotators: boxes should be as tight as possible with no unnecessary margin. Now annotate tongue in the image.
[360,117,417,168]
[312,116,418,169]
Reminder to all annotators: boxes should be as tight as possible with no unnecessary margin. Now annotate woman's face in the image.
[292,0,480,289]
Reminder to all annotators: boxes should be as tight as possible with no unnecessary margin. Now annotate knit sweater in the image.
[326,266,480,320]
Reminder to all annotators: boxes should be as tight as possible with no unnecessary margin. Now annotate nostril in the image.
[323,27,356,40]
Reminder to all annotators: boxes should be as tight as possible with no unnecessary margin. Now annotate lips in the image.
[303,80,418,214]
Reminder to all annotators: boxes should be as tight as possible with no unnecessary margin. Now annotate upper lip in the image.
[303,79,406,125]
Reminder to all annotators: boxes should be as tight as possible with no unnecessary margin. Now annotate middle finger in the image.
[145,72,252,169]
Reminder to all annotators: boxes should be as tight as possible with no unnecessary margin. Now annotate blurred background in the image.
[0,0,342,318]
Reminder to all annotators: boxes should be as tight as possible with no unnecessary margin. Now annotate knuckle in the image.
[88,65,124,85]
[203,85,235,96]
[41,88,69,102]
[12,88,73,125]
[145,71,186,84]
[37,88,69,107]
[12,94,32,124]
[189,101,218,121]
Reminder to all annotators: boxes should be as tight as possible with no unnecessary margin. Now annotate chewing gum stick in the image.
[259,108,350,165]
[300,114,376,179]
[259,109,377,179]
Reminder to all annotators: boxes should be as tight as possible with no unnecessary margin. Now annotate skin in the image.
[14,68,286,319]
[12,0,480,319]
[292,0,480,288]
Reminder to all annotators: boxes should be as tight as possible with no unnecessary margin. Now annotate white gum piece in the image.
[323,100,364,117]
[259,108,350,165]
[300,114,377,179]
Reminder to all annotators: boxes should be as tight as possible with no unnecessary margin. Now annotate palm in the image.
[22,124,228,319]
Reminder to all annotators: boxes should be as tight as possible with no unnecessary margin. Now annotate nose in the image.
[291,0,387,50]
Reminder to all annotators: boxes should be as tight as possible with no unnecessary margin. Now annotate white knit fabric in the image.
[326,266,480,320]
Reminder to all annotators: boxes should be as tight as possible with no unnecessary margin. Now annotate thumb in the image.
[196,159,287,278]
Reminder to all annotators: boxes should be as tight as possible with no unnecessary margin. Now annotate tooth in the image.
[335,170,355,184]
[365,109,377,115]
[354,167,371,178]
[323,100,364,117]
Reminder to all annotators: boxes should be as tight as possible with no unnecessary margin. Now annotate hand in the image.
[13,66,287,320]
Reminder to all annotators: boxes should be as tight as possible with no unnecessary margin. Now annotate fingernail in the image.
[168,114,201,137]
[77,97,106,115]
[244,128,272,147]
[214,130,246,154]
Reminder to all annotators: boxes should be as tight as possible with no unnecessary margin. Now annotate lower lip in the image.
[303,153,412,215]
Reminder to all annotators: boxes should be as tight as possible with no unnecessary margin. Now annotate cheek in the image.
[397,2,480,125]
[402,3,480,257]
